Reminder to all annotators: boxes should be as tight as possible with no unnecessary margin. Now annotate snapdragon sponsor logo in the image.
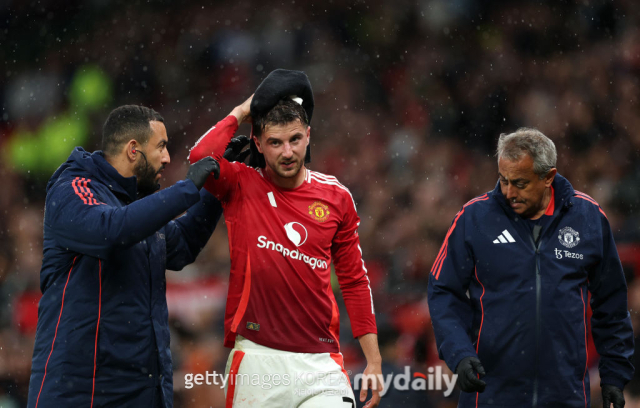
[184,365,457,397]
[257,236,328,270]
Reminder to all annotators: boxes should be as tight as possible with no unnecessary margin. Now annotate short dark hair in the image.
[253,99,308,137]
[102,105,164,156]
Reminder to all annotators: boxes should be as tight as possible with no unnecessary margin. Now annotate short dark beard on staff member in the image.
[134,149,164,197]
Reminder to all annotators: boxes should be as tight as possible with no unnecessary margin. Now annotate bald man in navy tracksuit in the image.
[428,128,633,408]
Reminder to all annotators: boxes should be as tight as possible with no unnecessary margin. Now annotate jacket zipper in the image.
[527,205,569,408]
[496,193,571,407]
[528,233,542,408]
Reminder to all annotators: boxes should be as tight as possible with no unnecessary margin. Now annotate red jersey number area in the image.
[191,116,376,354]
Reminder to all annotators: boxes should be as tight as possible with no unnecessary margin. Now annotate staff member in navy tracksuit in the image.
[428,128,634,408]
[27,105,223,408]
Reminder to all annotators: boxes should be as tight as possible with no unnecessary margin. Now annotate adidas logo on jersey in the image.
[493,230,516,244]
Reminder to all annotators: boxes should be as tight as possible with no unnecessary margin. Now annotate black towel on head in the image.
[250,69,314,123]
[249,69,314,167]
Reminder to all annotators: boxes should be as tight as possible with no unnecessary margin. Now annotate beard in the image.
[134,157,163,197]
[270,157,303,179]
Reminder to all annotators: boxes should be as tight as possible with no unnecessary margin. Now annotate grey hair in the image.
[496,128,557,179]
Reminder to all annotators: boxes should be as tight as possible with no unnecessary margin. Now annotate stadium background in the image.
[1,0,640,406]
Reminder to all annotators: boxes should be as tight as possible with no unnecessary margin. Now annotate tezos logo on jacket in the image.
[558,226,580,248]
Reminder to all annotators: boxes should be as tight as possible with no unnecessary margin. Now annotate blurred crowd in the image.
[1,0,640,406]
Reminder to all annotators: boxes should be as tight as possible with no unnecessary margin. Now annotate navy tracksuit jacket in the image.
[428,174,634,407]
[28,147,222,408]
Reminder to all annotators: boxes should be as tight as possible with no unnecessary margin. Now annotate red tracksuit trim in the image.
[544,186,555,216]
[72,177,104,206]
[91,260,102,408]
[474,266,486,408]
[431,195,489,280]
[35,256,78,408]
[580,286,589,408]
[574,191,606,218]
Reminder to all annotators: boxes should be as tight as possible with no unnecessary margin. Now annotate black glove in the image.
[223,135,251,163]
[186,157,220,190]
[456,357,486,393]
[602,384,625,408]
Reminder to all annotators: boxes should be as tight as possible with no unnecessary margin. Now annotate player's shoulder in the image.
[306,170,357,208]
[230,161,264,177]
[306,170,352,194]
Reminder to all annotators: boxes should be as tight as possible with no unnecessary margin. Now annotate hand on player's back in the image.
[186,157,220,190]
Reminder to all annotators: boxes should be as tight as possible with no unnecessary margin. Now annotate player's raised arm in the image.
[188,94,253,164]
[188,95,253,199]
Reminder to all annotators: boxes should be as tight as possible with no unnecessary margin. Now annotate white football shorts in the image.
[224,335,356,407]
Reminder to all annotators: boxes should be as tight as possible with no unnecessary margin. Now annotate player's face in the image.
[255,120,310,182]
[498,154,556,219]
[134,120,170,196]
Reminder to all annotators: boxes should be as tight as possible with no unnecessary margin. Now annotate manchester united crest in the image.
[558,226,580,248]
[309,201,330,222]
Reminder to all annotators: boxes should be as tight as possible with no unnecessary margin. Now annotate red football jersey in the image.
[189,116,377,353]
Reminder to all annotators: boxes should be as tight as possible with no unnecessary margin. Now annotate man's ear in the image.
[305,126,311,146]
[126,139,138,162]
[544,168,557,187]
[253,135,263,154]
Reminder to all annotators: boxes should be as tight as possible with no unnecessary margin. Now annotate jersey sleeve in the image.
[331,191,377,338]
[46,177,201,260]
[588,211,635,389]
[188,115,242,200]
[427,207,479,373]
